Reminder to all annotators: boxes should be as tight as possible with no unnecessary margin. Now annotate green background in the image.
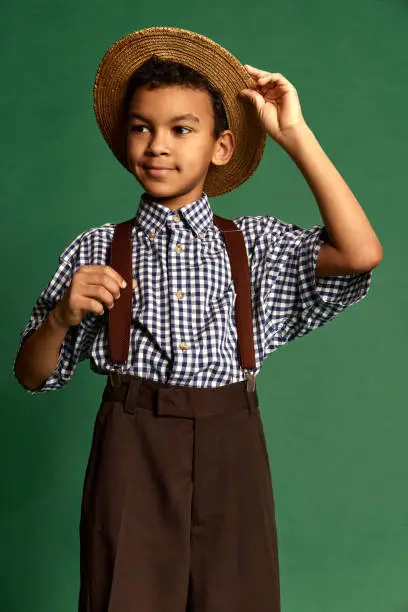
[1,0,406,610]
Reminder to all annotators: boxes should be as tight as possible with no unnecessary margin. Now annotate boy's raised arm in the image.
[239,65,383,276]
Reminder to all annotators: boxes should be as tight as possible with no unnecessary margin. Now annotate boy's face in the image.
[126,84,235,210]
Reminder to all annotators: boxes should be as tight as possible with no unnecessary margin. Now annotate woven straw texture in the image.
[93,26,267,197]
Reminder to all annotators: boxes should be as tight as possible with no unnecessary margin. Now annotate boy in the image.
[13,26,382,612]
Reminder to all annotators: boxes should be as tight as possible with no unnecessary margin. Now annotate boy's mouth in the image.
[144,166,175,177]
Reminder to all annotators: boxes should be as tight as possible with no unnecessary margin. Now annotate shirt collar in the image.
[134,191,214,239]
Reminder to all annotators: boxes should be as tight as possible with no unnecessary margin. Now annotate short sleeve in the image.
[262,220,372,349]
[13,232,102,394]
[297,224,372,310]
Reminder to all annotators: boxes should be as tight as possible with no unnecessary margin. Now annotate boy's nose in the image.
[146,135,171,155]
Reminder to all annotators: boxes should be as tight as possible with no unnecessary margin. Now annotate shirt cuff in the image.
[13,323,76,394]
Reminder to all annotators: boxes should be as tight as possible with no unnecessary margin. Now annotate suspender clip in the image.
[245,371,256,393]
[109,366,122,388]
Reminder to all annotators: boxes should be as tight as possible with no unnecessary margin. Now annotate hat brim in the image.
[93,26,267,197]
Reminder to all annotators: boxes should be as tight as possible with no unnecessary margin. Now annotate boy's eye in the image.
[174,126,191,134]
[130,125,148,133]
[130,125,191,134]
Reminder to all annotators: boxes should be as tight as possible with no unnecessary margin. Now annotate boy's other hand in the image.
[53,265,137,328]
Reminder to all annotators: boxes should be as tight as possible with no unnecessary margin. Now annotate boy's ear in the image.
[211,130,235,167]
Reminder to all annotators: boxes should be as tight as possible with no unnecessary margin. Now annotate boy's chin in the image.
[132,173,171,192]
[139,184,180,199]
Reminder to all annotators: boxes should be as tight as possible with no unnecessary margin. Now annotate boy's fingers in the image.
[244,64,271,78]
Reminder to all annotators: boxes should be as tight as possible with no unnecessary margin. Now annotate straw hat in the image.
[93,26,267,197]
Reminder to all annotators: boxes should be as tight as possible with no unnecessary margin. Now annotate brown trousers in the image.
[78,374,281,611]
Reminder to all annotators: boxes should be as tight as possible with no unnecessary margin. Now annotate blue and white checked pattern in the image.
[13,191,372,393]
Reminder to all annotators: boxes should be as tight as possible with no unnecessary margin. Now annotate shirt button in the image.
[174,245,184,253]
[199,233,205,239]
[176,290,185,299]
[149,231,157,239]
[179,342,188,350]
[173,214,181,223]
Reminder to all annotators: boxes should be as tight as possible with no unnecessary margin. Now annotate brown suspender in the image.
[108,215,256,392]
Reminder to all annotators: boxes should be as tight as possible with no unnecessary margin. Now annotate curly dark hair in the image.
[123,55,229,139]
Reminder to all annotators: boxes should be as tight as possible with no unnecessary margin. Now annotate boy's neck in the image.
[143,190,206,211]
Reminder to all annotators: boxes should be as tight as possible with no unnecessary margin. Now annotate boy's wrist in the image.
[48,308,71,332]
[276,121,314,153]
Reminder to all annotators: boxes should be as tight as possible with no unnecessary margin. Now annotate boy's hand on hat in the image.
[239,65,307,144]
[53,265,137,328]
